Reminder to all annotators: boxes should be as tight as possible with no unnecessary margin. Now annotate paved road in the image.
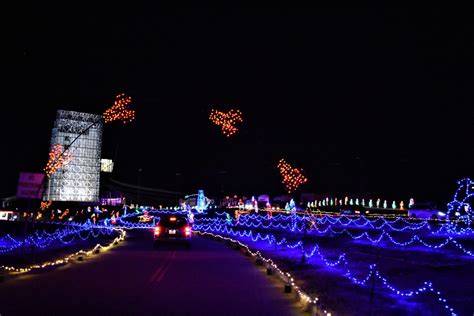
[0,231,298,316]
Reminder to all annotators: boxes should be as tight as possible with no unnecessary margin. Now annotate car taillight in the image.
[154,226,161,235]
[185,226,191,236]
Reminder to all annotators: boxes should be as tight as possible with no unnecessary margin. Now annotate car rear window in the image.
[161,216,188,227]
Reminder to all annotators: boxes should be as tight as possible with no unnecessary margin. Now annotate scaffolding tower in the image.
[45,110,103,202]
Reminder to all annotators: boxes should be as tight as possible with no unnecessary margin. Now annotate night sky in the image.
[4,7,474,205]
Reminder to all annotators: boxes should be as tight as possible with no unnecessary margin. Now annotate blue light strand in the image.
[195,224,458,315]
[195,212,474,256]
[0,225,115,253]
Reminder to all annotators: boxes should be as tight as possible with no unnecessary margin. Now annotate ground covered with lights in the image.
[1,178,472,315]
[193,211,474,316]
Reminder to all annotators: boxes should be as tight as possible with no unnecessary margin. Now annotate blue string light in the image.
[194,224,459,315]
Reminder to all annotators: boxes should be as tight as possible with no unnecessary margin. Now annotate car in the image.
[153,214,192,249]
[408,202,446,220]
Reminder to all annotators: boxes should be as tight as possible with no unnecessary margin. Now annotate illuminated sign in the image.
[101,159,114,173]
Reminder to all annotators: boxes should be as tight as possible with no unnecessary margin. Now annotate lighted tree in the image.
[44,144,73,177]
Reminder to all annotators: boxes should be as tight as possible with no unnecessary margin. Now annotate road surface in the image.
[0,230,298,316]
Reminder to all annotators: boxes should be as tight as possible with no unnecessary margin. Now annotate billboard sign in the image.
[16,172,45,199]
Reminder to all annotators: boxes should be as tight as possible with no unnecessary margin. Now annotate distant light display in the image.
[209,109,243,137]
[447,178,473,225]
[40,200,52,211]
[196,189,208,213]
[100,159,114,173]
[103,93,135,124]
[45,111,103,202]
[277,159,308,193]
[44,144,73,177]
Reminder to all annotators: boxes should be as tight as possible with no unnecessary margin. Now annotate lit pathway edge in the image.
[0,228,126,276]
[195,231,333,316]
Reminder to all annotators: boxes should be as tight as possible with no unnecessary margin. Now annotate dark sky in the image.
[4,7,474,205]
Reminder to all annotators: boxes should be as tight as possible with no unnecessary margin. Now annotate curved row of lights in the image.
[196,224,457,315]
[195,230,332,316]
[1,228,126,274]
[0,226,114,253]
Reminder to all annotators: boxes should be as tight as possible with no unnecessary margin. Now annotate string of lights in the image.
[0,226,115,253]
[195,230,331,316]
[446,178,473,231]
[194,217,474,257]
[197,213,433,233]
[195,225,458,315]
[1,228,126,274]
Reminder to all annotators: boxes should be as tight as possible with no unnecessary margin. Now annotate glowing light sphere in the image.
[103,93,136,124]
[44,144,73,177]
[277,159,308,193]
[209,108,243,137]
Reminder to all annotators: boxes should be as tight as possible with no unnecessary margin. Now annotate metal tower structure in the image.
[45,110,103,202]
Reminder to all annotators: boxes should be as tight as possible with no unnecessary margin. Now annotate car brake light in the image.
[185,226,191,236]
[154,226,161,235]
[170,217,176,221]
